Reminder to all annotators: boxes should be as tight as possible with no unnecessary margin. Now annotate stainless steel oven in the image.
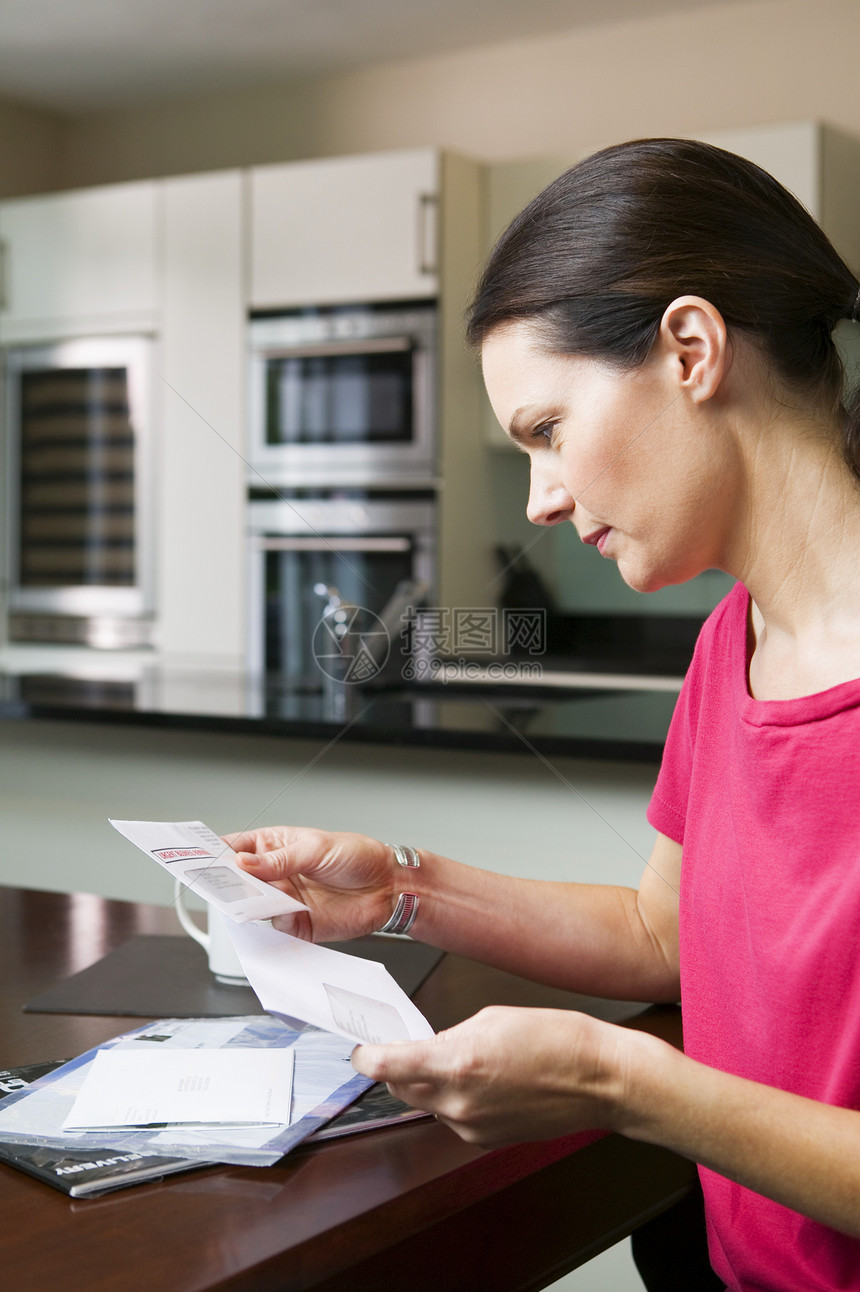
[248,304,436,488]
[3,335,155,648]
[248,492,435,685]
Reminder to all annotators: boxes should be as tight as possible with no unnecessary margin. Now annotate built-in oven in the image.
[248,491,435,687]
[248,303,436,488]
[3,335,155,648]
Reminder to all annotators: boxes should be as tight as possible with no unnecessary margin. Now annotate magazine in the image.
[0,1062,205,1198]
[307,1081,430,1141]
[0,1058,428,1192]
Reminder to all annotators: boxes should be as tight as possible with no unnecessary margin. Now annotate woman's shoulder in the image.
[693,580,747,661]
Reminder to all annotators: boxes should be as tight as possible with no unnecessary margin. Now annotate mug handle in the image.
[174,879,210,951]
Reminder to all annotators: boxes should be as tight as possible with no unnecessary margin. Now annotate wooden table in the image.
[0,886,694,1292]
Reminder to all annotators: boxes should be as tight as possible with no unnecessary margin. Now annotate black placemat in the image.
[23,934,444,1018]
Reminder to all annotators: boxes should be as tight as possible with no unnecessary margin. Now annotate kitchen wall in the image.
[0,0,857,197]
[0,95,63,197]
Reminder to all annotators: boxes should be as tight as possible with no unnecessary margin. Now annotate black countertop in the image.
[0,656,684,763]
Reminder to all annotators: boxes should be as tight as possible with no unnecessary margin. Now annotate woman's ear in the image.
[658,296,729,403]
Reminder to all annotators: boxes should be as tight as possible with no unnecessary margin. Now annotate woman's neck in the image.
[727,411,860,698]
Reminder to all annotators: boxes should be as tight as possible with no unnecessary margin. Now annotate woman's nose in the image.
[526,461,574,526]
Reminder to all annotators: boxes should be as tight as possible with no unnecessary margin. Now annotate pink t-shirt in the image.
[647,581,860,1292]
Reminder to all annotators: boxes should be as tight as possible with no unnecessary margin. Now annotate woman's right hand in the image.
[225,826,398,942]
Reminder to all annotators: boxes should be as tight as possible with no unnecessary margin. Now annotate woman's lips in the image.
[582,526,611,554]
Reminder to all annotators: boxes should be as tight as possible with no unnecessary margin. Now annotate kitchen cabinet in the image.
[0,172,246,667]
[249,146,495,620]
[249,148,439,307]
[159,169,245,667]
[0,148,494,668]
[0,181,160,343]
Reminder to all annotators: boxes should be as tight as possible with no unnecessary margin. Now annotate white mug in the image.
[174,880,248,985]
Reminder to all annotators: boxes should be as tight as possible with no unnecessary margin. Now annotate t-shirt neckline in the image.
[735,583,860,726]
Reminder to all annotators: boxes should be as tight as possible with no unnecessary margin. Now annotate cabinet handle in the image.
[417,194,438,277]
[254,536,412,553]
[261,336,412,362]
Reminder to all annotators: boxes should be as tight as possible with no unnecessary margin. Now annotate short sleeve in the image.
[647,671,695,844]
[646,585,743,845]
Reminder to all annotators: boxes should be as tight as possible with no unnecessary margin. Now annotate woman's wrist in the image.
[603,1027,690,1141]
[377,841,423,934]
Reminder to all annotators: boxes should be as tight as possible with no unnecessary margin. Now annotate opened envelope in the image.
[226,918,434,1046]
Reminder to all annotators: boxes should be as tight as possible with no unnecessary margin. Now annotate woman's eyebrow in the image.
[507,406,535,442]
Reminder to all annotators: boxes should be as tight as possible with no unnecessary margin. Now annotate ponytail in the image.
[842,292,860,481]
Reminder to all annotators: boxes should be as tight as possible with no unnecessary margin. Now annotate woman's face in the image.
[481,320,738,593]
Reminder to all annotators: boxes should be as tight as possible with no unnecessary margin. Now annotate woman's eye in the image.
[533,421,556,445]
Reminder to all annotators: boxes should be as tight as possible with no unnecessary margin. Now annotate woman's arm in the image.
[624,1033,860,1238]
[406,830,680,1002]
[354,1007,860,1239]
[230,827,682,1003]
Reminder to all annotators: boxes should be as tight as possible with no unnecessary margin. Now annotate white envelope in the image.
[62,1046,295,1131]
[226,919,434,1046]
[109,819,308,924]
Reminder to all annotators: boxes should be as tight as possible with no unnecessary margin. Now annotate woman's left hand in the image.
[351,1005,639,1149]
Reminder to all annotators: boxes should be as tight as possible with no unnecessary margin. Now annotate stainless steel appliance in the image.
[248,304,436,487]
[3,336,154,647]
[248,491,435,685]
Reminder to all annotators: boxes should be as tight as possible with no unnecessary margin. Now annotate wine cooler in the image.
[3,335,154,648]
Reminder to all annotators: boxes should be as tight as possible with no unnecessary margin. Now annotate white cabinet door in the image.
[250,149,438,307]
[0,181,159,341]
[159,170,245,667]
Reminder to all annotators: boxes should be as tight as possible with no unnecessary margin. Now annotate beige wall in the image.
[43,0,860,191]
[0,95,63,198]
[1,0,857,196]
[1,0,858,196]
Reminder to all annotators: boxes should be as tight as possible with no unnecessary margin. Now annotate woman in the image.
[229,139,860,1292]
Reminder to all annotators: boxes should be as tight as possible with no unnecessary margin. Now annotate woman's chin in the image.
[615,542,700,594]
[617,561,672,596]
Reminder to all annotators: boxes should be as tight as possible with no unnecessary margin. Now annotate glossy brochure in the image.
[0,1017,371,1167]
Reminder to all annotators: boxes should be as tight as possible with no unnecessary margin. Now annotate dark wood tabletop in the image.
[0,885,694,1292]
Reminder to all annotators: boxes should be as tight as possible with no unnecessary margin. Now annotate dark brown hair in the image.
[467,138,860,480]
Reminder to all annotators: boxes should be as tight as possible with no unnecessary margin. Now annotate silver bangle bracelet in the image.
[378,891,420,935]
[387,843,420,870]
[378,843,421,935]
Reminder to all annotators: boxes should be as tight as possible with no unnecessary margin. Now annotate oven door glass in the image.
[264,340,414,447]
[263,538,413,683]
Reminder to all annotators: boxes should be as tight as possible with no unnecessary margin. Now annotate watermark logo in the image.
[402,606,546,683]
[311,605,390,683]
[311,604,546,685]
